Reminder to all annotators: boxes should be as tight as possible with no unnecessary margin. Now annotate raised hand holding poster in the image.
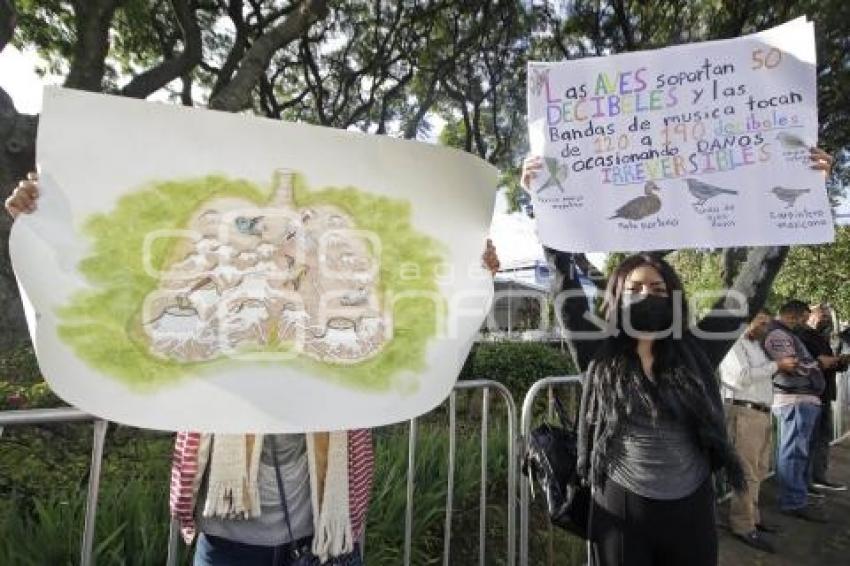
[527,18,834,252]
[10,87,497,432]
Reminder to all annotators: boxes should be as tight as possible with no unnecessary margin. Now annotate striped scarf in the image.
[170,429,374,559]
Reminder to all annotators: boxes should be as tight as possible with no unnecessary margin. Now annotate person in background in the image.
[796,303,848,493]
[720,311,795,553]
[838,326,850,356]
[763,300,827,523]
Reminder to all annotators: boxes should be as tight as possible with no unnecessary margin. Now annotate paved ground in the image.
[718,438,850,566]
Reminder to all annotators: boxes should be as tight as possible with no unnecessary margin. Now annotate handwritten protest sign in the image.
[527,18,834,252]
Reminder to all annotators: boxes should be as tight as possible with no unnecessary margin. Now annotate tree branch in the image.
[65,0,123,91]
[209,0,328,112]
[0,85,37,349]
[211,0,248,98]
[120,0,202,99]
[612,0,635,51]
[0,0,15,52]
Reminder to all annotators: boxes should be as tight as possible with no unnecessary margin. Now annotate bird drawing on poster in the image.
[529,67,549,97]
[537,157,569,195]
[776,131,810,150]
[685,179,738,206]
[608,181,662,220]
[771,186,811,208]
[235,215,265,236]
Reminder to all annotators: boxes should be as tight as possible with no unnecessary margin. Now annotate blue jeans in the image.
[194,534,363,566]
[773,402,821,511]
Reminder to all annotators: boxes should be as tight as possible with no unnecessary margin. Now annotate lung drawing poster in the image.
[11,87,497,432]
[527,18,834,252]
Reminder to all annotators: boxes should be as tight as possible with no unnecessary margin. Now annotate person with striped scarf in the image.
[5,174,375,565]
[170,430,374,565]
[7,173,501,565]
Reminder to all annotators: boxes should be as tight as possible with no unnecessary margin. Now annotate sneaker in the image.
[812,479,848,491]
[756,522,782,534]
[807,486,826,498]
[781,506,828,523]
[734,531,776,553]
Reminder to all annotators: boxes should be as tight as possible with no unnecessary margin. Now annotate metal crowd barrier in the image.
[518,375,584,566]
[166,377,519,566]
[0,408,105,566]
[402,378,518,566]
[0,381,519,566]
[5,370,849,566]
[832,369,850,444]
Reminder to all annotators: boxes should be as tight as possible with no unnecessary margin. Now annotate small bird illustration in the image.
[771,186,811,208]
[529,68,549,97]
[776,132,810,150]
[234,215,264,235]
[609,181,662,221]
[537,157,569,195]
[685,178,738,206]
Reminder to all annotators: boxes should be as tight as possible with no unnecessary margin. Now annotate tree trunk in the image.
[208,0,328,112]
[64,0,122,92]
[0,86,38,348]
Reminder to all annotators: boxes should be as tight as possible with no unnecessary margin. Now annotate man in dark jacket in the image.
[763,300,827,522]
[796,304,848,492]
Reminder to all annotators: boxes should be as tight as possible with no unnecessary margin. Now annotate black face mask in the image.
[620,294,674,333]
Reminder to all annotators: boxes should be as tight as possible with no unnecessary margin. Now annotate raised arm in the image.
[522,156,605,372]
[544,247,605,372]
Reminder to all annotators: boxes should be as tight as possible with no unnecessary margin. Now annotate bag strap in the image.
[551,390,581,431]
[270,435,299,548]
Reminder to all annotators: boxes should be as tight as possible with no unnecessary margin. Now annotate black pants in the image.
[809,400,832,484]
[589,478,717,566]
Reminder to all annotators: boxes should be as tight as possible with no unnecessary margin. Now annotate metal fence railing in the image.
[516,371,850,566]
[402,379,518,566]
[4,369,850,566]
[2,381,520,566]
[0,408,105,566]
[518,375,584,566]
[165,378,521,566]
[832,370,850,444]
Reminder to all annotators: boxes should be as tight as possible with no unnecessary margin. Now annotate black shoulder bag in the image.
[521,394,592,539]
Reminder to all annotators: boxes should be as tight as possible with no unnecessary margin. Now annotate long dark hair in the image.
[589,254,715,423]
[581,254,745,491]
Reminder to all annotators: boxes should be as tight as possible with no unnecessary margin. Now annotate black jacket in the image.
[575,313,746,494]
[796,326,843,401]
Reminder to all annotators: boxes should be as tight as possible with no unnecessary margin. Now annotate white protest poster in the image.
[10,87,497,432]
[527,18,834,252]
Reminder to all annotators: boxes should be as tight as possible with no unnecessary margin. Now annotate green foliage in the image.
[0,416,522,565]
[460,341,575,402]
[365,419,510,565]
[0,423,188,565]
[0,345,62,409]
[771,225,850,319]
[667,250,725,315]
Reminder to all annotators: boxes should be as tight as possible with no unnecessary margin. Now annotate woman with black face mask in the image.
[576,254,746,566]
